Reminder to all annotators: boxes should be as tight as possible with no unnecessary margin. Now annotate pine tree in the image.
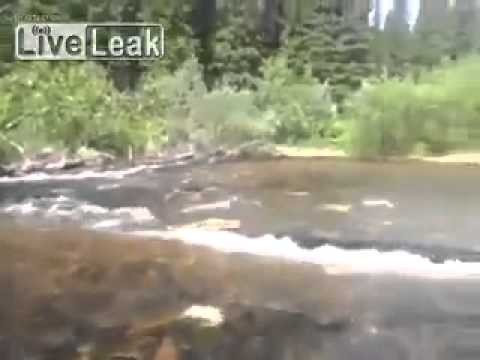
[148,1,198,73]
[283,1,374,103]
[412,9,455,70]
[375,6,414,77]
[0,1,16,76]
[450,3,480,56]
[209,2,267,90]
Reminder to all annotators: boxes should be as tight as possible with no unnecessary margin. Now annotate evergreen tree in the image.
[412,9,455,70]
[209,2,267,90]
[147,1,198,73]
[284,1,374,103]
[451,4,480,56]
[379,6,414,77]
[0,1,16,76]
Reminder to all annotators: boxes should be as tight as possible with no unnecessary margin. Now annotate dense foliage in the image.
[284,3,374,102]
[1,0,480,162]
[0,63,166,160]
[256,56,334,143]
[344,57,480,157]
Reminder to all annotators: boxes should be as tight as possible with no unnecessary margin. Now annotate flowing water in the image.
[1,158,480,359]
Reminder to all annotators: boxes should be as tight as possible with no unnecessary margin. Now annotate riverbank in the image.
[276,145,480,166]
[4,143,480,182]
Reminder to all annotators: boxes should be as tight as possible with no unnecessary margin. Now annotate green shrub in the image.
[0,62,167,161]
[344,56,480,157]
[256,55,335,144]
[189,87,272,147]
[141,56,207,146]
[0,62,114,158]
[143,57,271,149]
[344,78,422,157]
[209,2,266,90]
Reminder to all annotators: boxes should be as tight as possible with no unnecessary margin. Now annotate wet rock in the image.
[62,157,86,170]
[0,165,16,177]
[76,146,115,168]
[10,148,92,175]
[20,158,47,173]
[33,147,59,161]
[174,152,195,162]
[18,148,66,173]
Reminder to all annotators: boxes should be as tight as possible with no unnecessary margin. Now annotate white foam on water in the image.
[181,199,233,214]
[46,204,73,217]
[362,199,395,209]
[181,305,224,327]
[4,202,39,215]
[112,207,155,222]
[79,204,110,215]
[96,183,121,191]
[1,194,158,231]
[131,229,480,280]
[0,164,164,184]
[92,219,124,229]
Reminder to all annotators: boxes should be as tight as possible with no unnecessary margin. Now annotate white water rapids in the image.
[2,191,480,280]
[2,164,480,280]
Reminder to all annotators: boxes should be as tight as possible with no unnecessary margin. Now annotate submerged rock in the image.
[0,224,351,360]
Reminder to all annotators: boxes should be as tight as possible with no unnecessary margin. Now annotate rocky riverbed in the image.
[3,224,480,360]
[1,224,351,360]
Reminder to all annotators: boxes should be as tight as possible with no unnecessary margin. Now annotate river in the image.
[1,158,480,359]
